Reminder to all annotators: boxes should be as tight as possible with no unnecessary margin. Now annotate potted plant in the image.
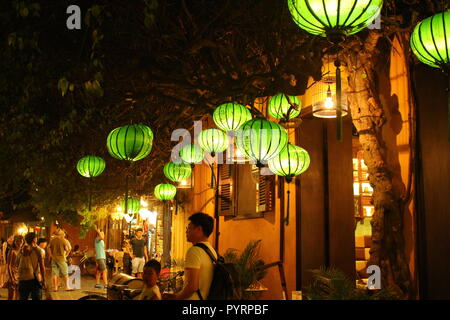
[223,239,267,300]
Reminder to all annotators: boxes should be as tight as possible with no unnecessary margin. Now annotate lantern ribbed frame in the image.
[163,161,192,182]
[121,197,141,214]
[198,129,228,156]
[268,143,310,182]
[213,102,252,132]
[410,11,450,69]
[106,124,153,161]
[268,93,302,119]
[312,76,349,118]
[76,155,106,178]
[154,183,177,201]
[287,0,383,37]
[180,144,204,164]
[235,118,288,167]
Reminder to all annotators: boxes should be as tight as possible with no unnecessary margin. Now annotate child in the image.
[67,257,80,290]
[137,259,161,300]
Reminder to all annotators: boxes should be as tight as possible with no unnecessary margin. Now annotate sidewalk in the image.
[0,272,107,301]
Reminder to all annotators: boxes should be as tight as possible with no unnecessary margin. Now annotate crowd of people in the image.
[0,212,217,301]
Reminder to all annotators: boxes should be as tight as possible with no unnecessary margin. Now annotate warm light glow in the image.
[116,206,123,212]
[140,199,148,208]
[124,214,133,223]
[324,96,334,109]
[17,227,27,235]
[180,180,187,186]
[353,182,360,196]
[148,211,158,225]
[139,208,150,219]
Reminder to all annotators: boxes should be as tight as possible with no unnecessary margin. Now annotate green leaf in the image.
[20,7,29,18]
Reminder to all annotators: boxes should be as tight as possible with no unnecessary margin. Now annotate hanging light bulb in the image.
[312,76,348,119]
[324,85,334,110]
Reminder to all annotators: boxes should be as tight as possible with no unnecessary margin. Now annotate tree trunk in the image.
[343,33,411,297]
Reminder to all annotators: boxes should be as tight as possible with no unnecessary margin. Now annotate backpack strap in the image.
[193,243,218,300]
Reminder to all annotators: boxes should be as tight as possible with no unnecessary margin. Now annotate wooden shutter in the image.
[218,164,235,216]
[258,173,275,213]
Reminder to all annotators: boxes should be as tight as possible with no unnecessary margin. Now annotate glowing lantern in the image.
[154,184,177,201]
[76,155,106,178]
[410,11,450,140]
[268,94,301,120]
[268,143,310,182]
[106,124,153,162]
[198,129,228,157]
[235,118,288,167]
[163,162,192,182]
[213,102,252,132]
[288,0,384,141]
[180,144,204,165]
[121,197,141,214]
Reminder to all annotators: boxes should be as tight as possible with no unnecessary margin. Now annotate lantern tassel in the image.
[335,58,343,142]
[88,178,92,212]
[285,188,291,226]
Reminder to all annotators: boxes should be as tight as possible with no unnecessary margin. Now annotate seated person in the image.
[67,257,81,290]
[137,259,161,300]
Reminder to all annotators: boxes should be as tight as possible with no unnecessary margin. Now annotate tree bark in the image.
[343,32,411,297]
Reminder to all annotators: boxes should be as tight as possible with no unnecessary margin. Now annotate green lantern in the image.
[154,183,177,201]
[411,11,450,140]
[287,0,383,37]
[198,129,228,157]
[268,143,310,183]
[213,102,252,132]
[76,155,106,178]
[163,161,192,182]
[236,118,288,168]
[180,144,204,165]
[268,94,302,120]
[410,11,450,69]
[121,197,141,214]
[106,124,153,161]
[288,0,384,141]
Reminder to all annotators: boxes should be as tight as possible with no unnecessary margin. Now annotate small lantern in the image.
[312,76,349,118]
[154,183,177,201]
[198,128,228,157]
[163,161,192,182]
[235,118,288,168]
[213,102,252,132]
[268,143,310,183]
[180,144,204,165]
[106,124,153,162]
[268,93,302,120]
[76,155,106,178]
[121,197,141,214]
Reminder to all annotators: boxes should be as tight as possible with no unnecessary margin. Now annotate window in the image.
[218,163,275,219]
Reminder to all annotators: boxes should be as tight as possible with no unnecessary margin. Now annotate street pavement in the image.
[0,270,107,301]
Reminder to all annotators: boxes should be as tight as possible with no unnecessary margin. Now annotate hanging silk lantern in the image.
[163,161,192,182]
[268,93,302,120]
[235,118,288,168]
[410,11,450,140]
[154,183,177,201]
[76,155,106,178]
[121,197,141,214]
[268,143,310,183]
[76,155,105,211]
[198,129,228,157]
[213,102,252,132]
[106,124,153,162]
[180,144,204,165]
[288,0,384,141]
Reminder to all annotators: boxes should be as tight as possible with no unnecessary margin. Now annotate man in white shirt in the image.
[163,212,216,300]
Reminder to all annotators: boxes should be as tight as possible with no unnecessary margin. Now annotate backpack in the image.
[17,247,42,282]
[194,243,239,300]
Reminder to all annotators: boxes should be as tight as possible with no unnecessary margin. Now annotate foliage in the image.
[223,239,267,300]
[303,266,401,300]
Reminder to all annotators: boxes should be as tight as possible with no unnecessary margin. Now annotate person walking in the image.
[163,212,216,300]
[130,228,148,278]
[94,226,108,289]
[17,233,46,300]
[6,235,24,300]
[48,230,70,291]
[1,236,13,288]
